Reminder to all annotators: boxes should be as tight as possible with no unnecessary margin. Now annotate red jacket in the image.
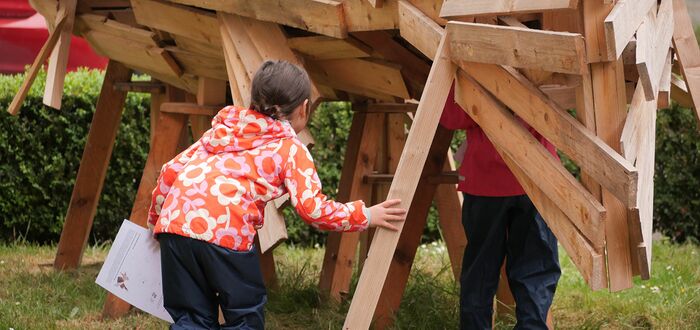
[440,87,559,197]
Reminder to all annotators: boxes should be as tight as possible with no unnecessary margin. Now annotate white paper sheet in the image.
[96,219,173,323]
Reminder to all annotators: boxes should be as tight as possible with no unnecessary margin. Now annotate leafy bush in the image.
[1,69,698,245]
[0,69,151,243]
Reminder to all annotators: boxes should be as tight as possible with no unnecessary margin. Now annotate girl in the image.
[148,60,406,329]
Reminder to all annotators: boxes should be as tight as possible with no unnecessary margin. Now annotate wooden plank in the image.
[165,47,229,81]
[319,111,383,301]
[306,62,397,101]
[343,33,456,330]
[103,89,189,318]
[582,0,616,62]
[460,62,638,209]
[658,51,673,109]
[131,0,221,45]
[603,0,655,60]
[454,71,606,247]
[434,151,466,281]
[398,0,442,60]
[84,31,180,78]
[540,84,578,109]
[218,14,250,107]
[495,145,607,290]
[636,0,674,101]
[672,0,700,125]
[620,82,656,163]
[440,0,578,18]
[76,14,158,45]
[160,102,220,116]
[53,61,131,270]
[591,59,636,290]
[288,36,372,60]
[172,34,225,59]
[352,30,432,99]
[7,14,68,115]
[446,21,588,74]
[671,74,694,108]
[171,0,348,38]
[308,58,410,99]
[43,0,77,110]
[634,104,657,279]
[113,81,165,94]
[373,127,453,329]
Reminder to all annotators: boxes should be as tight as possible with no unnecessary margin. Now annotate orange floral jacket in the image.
[148,106,369,251]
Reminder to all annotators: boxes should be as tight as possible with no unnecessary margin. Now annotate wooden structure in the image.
[7,0,700,328]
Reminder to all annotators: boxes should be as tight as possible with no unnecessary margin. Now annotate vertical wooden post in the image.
[583,0,635,291]
[102,86,190,319]
[434,151,466,281]
[373,127,453,329]
[53,61,131,270]
[319,108,383,302]
[43,0,76,109]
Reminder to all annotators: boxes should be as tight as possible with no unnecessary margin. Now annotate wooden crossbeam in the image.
[460,62,638,208]
[671,74,694,108]
[446,21,588,75]
[113,81,165,94]
[308,58,410,100]
[76,13,158,45]
[356,103,418,113]
[132,0,221,45]
[440,0,579,18]
[603,0,656,60]
[172,0,347,38]
[343,32,456,330]
[288,36,372,60]
[43,0,77,110]
[672,0,700,126]
[160,102,220,116]
[363,172,458,184]
[636,0,674,101]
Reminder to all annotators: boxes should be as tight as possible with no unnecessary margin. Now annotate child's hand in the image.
[368,199,407,231]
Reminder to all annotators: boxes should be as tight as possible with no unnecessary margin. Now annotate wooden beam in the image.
[288,36,372,60]
[218,14,250,107]
[171,0,347,38]
[131,0,220,45]
[633,103,657,280]
[434,151,466,281]
[113,81,165,94]
[672,0,700,126]
[620,82,656,163]
[658,51,673,109]
[7,13,68,115]
[43,0,77,110]
[361,103,418,113]
[440,0,579,18]
[343,32,456,330]
[308,58,410,99]
[460,62,638,208]
[398,0,442,61]
[454,71,606,246]
[319,111,383,302]
[373,127,453,329]
[636,0,674,101]
[603,0,655,60]
[671,74,694,108]
[76,13,158,45]
[446,21,588,74]
[582,0,616,62]
[160,102,220,116]
[165,47,228,81]
[53,61,131,270]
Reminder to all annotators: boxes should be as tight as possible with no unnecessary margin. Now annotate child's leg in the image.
[159,234,220,329]
[505,196,561,330]
[460,194,512,330]
[197,243,267,330]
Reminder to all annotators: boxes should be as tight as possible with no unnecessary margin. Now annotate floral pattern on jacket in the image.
[148,106,368,251]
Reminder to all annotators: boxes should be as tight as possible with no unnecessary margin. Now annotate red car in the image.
[0,0,106,74]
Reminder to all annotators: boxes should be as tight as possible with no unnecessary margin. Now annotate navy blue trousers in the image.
[159,234,267,330]
[460,194,561,330]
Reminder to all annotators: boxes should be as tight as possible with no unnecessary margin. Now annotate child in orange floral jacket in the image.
[148,60,406,329]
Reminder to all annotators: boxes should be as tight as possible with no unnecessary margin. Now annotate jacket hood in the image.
[201,106,296,153]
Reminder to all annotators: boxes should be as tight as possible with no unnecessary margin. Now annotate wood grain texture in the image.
[603,0,655,60]
[43,0,77,109]
[440,0,578,18]
[672,0,700,126]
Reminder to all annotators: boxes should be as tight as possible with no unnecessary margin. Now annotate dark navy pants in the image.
[159,234,267,330]
[460,194,561,330]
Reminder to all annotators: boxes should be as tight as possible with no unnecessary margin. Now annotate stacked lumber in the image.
[9,0,700,328]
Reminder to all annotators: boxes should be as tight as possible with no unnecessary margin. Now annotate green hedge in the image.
[1,69,698,245]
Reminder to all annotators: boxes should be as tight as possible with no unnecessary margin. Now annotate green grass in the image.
[1,240,698,329]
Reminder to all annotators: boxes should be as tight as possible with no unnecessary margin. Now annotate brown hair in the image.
[250,60,311,120]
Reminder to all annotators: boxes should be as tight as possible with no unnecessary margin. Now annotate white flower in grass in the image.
[182,209,217,241]
[178,162,211,187]
[211,176,245,206]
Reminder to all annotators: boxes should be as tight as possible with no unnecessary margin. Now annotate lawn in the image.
[0,239,698,329]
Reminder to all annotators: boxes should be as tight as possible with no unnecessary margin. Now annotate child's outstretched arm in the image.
[282,140,406,232]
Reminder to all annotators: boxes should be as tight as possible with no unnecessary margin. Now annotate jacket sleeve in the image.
[440,84,478,130]
[147,142,201,229]
[281,139,369,232]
